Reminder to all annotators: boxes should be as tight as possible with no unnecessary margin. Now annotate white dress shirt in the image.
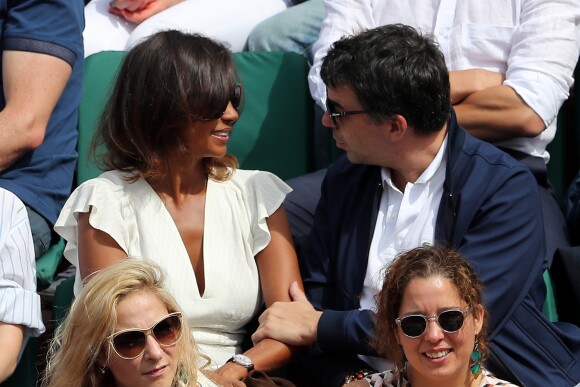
[308,0,580,162]
[0,188,45,359]
[358,136,447,370]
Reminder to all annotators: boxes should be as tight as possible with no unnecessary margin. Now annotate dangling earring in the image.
[470,334,482,376]
[100,365,107,374]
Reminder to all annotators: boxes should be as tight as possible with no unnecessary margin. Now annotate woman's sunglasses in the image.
[106,312,183,359]
[201,84,243,121]
[395,308,470,338]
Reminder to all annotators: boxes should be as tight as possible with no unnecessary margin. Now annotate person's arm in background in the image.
[452,0,579,142]
[217,206,304,380]
[308,0,375,109]
[0,324,24,382]
[0,189,44,382]
[0,50,71,172]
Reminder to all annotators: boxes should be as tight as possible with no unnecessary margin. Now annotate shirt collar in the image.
[381,135,448,189]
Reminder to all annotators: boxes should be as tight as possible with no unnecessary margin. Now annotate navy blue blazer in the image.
[301,112,580,386]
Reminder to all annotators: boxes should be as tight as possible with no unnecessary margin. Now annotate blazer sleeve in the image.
[300,166,379,385]
[454,164,546,339]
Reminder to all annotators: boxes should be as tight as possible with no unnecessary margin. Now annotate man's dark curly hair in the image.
[321,24,451,134]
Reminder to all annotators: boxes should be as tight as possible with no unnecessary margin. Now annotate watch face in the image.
[232,354,253,368]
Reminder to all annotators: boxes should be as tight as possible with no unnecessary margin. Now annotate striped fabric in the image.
[0,188,45,341]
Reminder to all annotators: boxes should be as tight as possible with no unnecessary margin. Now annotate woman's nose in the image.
[142,335,164,360]
[221,101,239,122]
[422,319,445,342]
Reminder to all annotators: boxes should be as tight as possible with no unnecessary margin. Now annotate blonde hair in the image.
[42,259,206,387]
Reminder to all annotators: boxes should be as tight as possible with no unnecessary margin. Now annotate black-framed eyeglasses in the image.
[325,96,368,127]
[200,84,243,121]
[106,312,182,359]
[395,308,470,338]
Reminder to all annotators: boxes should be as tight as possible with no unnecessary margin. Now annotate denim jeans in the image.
[247,0,324,64]
[25,205,52,259]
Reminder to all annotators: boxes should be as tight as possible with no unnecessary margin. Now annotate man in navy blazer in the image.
[252,25,580,386]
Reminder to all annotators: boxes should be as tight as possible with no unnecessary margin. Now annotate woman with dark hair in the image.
[55,30,301,384]
[346,245,518,387]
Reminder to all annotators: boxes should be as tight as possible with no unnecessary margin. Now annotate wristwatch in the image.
[227,354,254,371]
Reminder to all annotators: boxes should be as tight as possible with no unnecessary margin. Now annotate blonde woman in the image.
[42,259,218,387]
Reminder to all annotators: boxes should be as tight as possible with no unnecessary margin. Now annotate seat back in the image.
[76,51,121,184]
[78,51,314,184]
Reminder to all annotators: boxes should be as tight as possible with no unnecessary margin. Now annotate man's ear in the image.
[387,114,408,141]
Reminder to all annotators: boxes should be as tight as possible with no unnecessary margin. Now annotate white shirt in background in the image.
[0,188,45,359]
[309,0,580,163]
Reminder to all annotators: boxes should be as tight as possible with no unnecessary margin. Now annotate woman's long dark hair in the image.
[93,30,238,182]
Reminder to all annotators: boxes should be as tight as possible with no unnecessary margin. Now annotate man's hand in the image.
[252,281,322,346]
[204,369,246,386]
[109,0,183,24]
[215,361,249,382]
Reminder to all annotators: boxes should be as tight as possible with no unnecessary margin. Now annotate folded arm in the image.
[453,82,545,142]
[453,0,579,142]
